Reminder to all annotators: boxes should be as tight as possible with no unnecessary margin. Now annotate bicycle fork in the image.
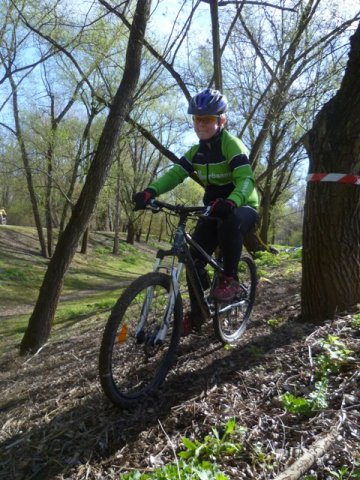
[155,262,184,344]
[135,259,184,347]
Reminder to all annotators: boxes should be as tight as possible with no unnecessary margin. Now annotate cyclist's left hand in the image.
[210,198,236,219]
[133,189,155,211]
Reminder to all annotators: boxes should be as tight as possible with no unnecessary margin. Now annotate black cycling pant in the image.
[190,205,258,278]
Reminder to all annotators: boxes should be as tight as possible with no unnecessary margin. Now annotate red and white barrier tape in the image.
[307,173,360,184]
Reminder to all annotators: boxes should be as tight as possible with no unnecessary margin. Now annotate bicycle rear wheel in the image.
[99,272,183,408]
[213,255,257,344]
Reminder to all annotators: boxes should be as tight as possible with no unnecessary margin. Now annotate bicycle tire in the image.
[213,255,257,344]
[99,272,183,408]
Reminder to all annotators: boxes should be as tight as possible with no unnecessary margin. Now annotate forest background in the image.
[1,2,360,477]
[1,0,360,354]
[1,0,359,256]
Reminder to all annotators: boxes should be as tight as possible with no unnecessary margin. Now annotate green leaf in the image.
[224,418,236,436]
[182,436,197,450]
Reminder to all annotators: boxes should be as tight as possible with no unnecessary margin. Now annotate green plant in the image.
[120,419,246,479]
[281,392,313,415]
[280,334,355,418]
[327,466,352,479]
[251,442,276,471]
[179,418,246,462]
[351,469,360,479]
[120,460,229,479]
[254,249,301,278]
[307,378,329,409]
[280,379,328,415]
[315,335,355,378]
[267,317,283,328]
[351,313,360,330]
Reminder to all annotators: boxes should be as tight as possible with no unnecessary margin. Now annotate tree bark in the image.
[301,22,360,322]
[20,0,152,354]
[45,94,55,258]
[209,0,223,91]
[113,156,121,255]
[145,212,153,243]
[80,228,89,254]
[126,220,135,245]
[274,426,338,480]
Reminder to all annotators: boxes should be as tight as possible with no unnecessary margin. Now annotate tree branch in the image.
[11,1,106,105]
[126,115,204,187]
[201,0,296,12]
[98,0,192,101]
[273,420,343,480]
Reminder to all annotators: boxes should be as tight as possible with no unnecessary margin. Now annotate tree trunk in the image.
[80,228,89,254]
[301,22,360,322]
[20,0,152,355]
[209,0,222,91]
[45,95,55,258]
[113,156,121,255]
[126,220,135,244]
[145,213,153,243]
[259,176,272,245]
[158,217,164,243]
[9,75,48,258]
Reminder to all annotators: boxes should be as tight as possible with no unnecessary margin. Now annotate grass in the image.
[0,227,302,354]
[0,226,157,353]
[254,247,302,278]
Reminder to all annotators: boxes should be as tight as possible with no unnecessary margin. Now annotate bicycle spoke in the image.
[213,256,257,344]
[99,273,182,408]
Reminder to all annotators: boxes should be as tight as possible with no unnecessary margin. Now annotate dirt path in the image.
[0,281,134,319]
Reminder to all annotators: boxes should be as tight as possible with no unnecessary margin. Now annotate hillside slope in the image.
[0,226,156,352]
[0,231,359,479]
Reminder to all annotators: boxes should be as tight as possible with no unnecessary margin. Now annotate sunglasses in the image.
[192,115,220,125]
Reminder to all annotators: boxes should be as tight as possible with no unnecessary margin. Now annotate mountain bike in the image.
[99,200,257,408]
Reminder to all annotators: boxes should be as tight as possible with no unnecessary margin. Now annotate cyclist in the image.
[134,88,259,330]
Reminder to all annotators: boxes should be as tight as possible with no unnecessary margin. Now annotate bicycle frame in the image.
[141,206,217,344]
[138,200,250,345]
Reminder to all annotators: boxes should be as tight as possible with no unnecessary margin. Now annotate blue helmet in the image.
[188,88,227,115]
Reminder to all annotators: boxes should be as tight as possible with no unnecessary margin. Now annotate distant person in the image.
[0,208,6,225]
[134,89,259,329]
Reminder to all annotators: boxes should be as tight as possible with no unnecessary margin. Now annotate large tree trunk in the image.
[301,22,360,322]
[20,0,152,354]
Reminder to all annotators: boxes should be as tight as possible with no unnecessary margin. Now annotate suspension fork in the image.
[134,255,171,339]
[154,262,184,344]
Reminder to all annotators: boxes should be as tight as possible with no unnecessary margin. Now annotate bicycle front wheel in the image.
[99,272,183,408]
[213,255,257,344]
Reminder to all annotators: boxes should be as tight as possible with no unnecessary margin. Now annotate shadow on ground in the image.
[0,315,315,480]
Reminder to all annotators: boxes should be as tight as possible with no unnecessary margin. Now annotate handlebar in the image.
[146,199,211,217]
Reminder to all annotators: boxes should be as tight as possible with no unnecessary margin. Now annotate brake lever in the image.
[199,206,213,218]
[146,199,161,213]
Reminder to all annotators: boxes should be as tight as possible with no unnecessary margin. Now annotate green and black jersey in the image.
[148,129,259,208]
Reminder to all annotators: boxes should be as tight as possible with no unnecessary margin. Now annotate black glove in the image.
[210,198,236,219]
[133,189,155,211]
